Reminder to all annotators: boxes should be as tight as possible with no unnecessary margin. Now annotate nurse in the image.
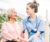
[22,1,45,42]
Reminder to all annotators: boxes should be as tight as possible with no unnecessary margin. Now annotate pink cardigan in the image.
[1,22,23,42]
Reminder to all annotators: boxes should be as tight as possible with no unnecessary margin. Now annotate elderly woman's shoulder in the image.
[16,21,23,25]
[2,21,7,25]
[1,22,7,29]
[15,22,21,25]
[15,22,19,24]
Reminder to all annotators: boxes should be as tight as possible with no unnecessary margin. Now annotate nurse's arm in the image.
[28,31,40,41]
[34,31,40,37]
[30,31,40,38]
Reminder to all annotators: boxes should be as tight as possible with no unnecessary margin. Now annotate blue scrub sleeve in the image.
[37,20,45,35]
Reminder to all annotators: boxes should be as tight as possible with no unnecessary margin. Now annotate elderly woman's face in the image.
[10,9,17,20]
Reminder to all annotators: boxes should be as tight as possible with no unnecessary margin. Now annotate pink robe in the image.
[1,22,24,42]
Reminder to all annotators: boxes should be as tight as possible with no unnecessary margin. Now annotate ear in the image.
[32,8,35,11]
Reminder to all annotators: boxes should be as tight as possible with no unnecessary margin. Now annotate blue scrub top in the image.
[22,16,45,40]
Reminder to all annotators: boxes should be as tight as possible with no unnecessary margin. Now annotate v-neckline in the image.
[27,16,37,24]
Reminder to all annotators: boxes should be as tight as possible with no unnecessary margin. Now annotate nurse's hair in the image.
[27,1,39,13]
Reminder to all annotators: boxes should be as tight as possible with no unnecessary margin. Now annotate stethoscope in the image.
[26,16,39,34]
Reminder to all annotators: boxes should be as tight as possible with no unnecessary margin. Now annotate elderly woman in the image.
[1,8,24,42]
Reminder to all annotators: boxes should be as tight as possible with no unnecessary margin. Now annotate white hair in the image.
[6,8,15,16]
[6,8,15,20]
[6,8,12,16]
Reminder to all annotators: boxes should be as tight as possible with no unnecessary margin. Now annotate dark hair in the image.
[27,1,39,13]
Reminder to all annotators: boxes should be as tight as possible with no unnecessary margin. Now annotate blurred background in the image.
[0,0,50,42]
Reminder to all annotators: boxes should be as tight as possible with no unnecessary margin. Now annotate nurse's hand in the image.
[27,37,32,41]
[12,38,20,42]
[24,38,32,42]
[27,35,37,41]
[24,35,34,41]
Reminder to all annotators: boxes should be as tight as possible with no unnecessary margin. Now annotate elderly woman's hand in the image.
[12,38,20,42]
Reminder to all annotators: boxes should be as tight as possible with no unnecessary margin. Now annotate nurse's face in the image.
[26,5,35,16]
